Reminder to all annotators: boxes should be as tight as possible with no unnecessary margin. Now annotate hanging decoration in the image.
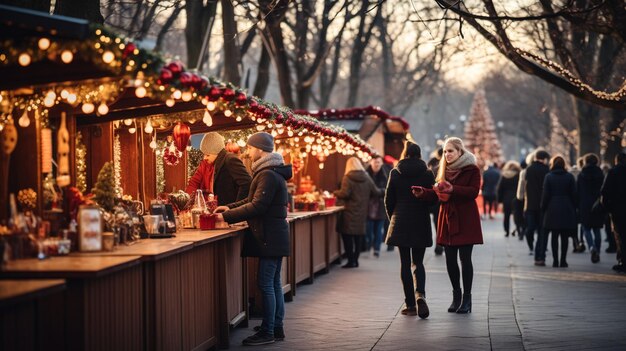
[163,140,182,166]
[75,131,87,193]
[172,122,191,153]
[113,133,122,197]
[41,128,52,173]
[56,112,71,187]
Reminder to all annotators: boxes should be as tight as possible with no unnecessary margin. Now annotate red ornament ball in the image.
[208,86,221,101]
[166,61,184,76]
[123,43,137,59]
[222,88,235,101]
[179,72,193,86]
[158,68,174,84]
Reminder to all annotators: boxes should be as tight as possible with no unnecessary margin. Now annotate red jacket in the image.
[423,165,483,246]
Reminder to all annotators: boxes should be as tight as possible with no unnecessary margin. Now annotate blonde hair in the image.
[436,137,465,182]
[503,161,521,173]
[344,157,365,175]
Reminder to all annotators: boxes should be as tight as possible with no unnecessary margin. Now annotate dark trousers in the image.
[524,210,542,252]
[398,247,426,307]
[445,245,474,293]
[483,196,496,217]
[611,213,626,264]
[513,199,525,239]
[550,230,569,264]
[342,234,362,265]
[606,215,617,250]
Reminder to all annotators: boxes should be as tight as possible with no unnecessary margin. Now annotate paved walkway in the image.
[229,217,626,350]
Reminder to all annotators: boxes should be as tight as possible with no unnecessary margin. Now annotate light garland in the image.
[155,140,165,194]
[75,131,87,193]
[113,133,122,197]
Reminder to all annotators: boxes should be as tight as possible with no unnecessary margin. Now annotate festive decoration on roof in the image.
[294,106,410,131]
[464,89,504,168]
[0,24,375,162]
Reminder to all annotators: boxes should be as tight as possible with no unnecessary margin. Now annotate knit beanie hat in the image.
[200,132,225,155]
[247,132,275,152]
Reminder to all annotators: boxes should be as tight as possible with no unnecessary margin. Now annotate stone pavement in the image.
[228,217,626,350]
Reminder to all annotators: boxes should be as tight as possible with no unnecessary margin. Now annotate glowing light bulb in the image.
[203,111,213,127]
[206,101,216,111]
[46,91,56,100]
[319,163,324,170]
[66,94,77,104]
[124,119,133,126]
[271,130,278,137]
[149,139,157,149]
[44,97,55,108]
[97,103,109,115]
[38,38,50,50]
[237,139,246,147]
[135,86,147,98]
[102,51,115,64]
[224,109,233,117]
[182,91,192,102]
[144,120,153,134]
[165,99,175,107]
[236,116,242,122]
[172,90,182,99]
[60,89,69,99]
[61,50,73,64]
[0,124,4,132]
[81,103,95,114]
[128,127,136,134]
[18,53,31,66]
[288,130,294,137]
[18,110,30,127]
[256,125,265,131]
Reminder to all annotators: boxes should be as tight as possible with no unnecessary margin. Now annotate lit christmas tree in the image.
[92,162,116,212]
[464,89,504,168]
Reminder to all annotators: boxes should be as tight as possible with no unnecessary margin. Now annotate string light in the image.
[144,119,153,133]
[67,93,77,104]
[165,99,175,107]
[18,53,31,66]
[172,90,182,99]
[38,38,51,50]
[135,86,147,98]
[81,103,95,114]
[61,50,73,64]
[182,91,192,101]
[102,51,115,64]
[97,103,109,115]
[203,111,213,127]
[206,101,216,111]
[123,119,133,126]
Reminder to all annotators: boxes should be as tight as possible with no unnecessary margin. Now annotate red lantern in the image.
[172,122,191,152]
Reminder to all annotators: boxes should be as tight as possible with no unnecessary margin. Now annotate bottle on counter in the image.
[191,189,207,229]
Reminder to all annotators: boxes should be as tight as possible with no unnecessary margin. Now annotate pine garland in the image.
[75,131,87,193]
[156,140,165,194]
[186,147,204,182]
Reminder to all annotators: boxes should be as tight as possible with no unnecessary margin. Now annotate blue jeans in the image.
[258,257,284,334]
[583,226,602,253]
[366,219,384,253]
[524,210,541,254]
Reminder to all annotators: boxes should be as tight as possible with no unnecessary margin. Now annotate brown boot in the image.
[416,292,429,319]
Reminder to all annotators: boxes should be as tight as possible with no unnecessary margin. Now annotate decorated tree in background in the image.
[548,111,574,165]
[92,162,116,212]
[464,89,504,168]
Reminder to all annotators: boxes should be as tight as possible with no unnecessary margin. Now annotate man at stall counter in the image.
[185,132,251,206]
[215,132,292,346]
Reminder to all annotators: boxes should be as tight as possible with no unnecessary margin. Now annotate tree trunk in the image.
[155,3,184,52]
[221,0,241,84]
[252,44,271,98]
[604,109,626,163]
[54,0,103,23]
[574,98,601,157]
[185,0,218,69]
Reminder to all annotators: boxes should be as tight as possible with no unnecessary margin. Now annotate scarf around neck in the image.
[445,151,477,181]
[251,152,284,175]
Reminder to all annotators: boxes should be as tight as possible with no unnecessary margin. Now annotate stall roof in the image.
[294,106,410,135]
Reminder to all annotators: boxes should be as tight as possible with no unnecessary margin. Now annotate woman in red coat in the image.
[413,137,483,314]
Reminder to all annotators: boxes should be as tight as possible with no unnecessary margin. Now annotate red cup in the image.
[199,213,216,230]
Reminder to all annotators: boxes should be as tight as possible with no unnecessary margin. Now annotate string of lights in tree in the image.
[293,106,411,131]
[517,49,626,102]
[75,131,88,193]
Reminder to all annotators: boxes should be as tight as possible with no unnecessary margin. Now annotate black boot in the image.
[447,289,462,312]
[456,293,472,313]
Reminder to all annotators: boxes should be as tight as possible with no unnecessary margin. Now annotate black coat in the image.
[577,165,605,228]
[366,166,388,220]
[496,171,519,207]
[334,170,382,235]
[223,164,292,257]
[384,158,436,248]
[601,163,626,216]
[525,161,550,211]
[482,166,500,198]
[541,169,577,230]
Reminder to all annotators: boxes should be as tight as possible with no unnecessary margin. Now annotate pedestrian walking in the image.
[413,137,483,314]
[215,132,291,346]
[522,149,551,265]
[482,163,500,219]
[573,156,586,253]
[577,153,605,263]
[366,155,388,257]
[385,141,435,319]
[427,148,444,255]
[497,161,521,237]
[515,154,534,242]
[601,152,626,273]
[541,156,577,268]
[334,157,383,268]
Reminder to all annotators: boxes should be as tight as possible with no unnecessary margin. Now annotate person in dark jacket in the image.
[577,153,605,263]
[186,132,252,206]
[497,161,521,237]
[601,152,626,273]
[385,141,435,319]
[334,157,383,268]
[523,150,551,265]
[216,132,292,346]
[414,137,483,314]
[428,148,444,255]
[541,156,577,268]
[482,164,501,219]
[366,155,388,257]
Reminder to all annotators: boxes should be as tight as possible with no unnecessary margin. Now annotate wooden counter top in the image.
[0,256,141,279]
[0,279,66,307]
[288,206,343,221]
[173,225,248,246]
[72,239,194,261]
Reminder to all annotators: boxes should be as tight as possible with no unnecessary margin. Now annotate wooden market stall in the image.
[0,5,379,350]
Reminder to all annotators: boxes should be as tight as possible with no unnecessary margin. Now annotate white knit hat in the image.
[200,132,225,155]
